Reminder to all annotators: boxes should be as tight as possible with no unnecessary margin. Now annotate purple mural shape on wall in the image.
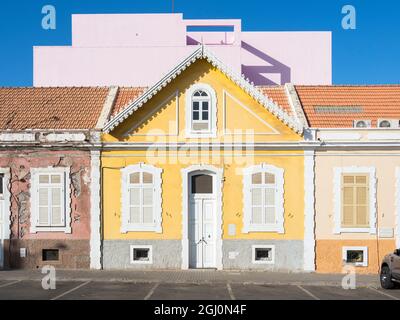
[241,41,291,85]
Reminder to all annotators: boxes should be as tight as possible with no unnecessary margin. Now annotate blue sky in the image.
[0,0,399,86]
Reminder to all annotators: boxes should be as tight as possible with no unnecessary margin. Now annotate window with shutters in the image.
[30,167,71,233]
[121,164,163,233]
[342,175,369,228]
[333,167,376,234]
[242,164,285,233]
[185,84,217,138]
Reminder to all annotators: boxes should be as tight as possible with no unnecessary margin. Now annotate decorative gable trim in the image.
[103,45,303,134]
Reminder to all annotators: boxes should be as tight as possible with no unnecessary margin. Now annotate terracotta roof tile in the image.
[0,87,109,130]
[111,87,147,117]
[295,85,400,128]
[257,86,292,115]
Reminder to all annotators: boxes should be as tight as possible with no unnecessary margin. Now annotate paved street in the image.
[0,278,399,300]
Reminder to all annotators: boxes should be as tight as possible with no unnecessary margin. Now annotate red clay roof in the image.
[295,85,400,128]
[0,87,109,130]
[111,87,147,117]
[257,86,293,116]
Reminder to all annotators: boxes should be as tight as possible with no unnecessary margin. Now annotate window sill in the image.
[334,227,376,234]
[185,131,217,139]
[242,225,284,234]
[344,262,368,267]
[121,224,162,233]
[30,226,71,234]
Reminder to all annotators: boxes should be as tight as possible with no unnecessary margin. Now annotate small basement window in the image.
[252,245,275,264]
[42,249,59,261]
[0,173,4,196]
[342,246,368,267]
[130,245,153,264]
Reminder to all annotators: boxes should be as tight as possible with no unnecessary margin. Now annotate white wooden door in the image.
[189,195,216,268]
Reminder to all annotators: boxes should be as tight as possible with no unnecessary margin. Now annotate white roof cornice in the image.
[103,45,304,134]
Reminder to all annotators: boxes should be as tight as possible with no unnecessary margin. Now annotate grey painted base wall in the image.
[103,240,182,269]
[102,239,304,271]
[222,240,304,271]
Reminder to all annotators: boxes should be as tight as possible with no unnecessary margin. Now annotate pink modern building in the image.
[33,13,332,87]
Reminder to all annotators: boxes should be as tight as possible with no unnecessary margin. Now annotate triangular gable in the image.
[103,45,304,134]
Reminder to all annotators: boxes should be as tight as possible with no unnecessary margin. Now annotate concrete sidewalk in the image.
[0,269,380,287]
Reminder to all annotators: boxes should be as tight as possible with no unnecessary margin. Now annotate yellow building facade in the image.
[101,48,314,270]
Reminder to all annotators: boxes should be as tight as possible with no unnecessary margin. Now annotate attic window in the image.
[185,84,217,138]
[314,106,364,114]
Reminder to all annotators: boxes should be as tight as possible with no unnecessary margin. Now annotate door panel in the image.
[188,197,216,268]
[189,199,203,268]
[202,199,215,268]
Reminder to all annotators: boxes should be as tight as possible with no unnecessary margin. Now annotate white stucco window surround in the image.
[342,246,368,267]
[30,167,71,233]
[121,163,163,233]
[185,83,217,138]
[242,164,285,234]
[333,166,377,234]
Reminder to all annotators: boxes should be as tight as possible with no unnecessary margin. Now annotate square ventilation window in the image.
[252,245,275,264]
[343,247,368,267]
[42,249,59,261]
[346,250,364,263]
[130,245,153,264]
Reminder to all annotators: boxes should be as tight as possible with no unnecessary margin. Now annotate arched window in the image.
[192,90,211,132]
[121,164,162,233]
[185,84,217,137]
[242,164,284,233]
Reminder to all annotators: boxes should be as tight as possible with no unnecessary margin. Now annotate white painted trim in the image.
[367,133,400,140]
[395,168,400,248]
[0,168,10,269]
[333,166,377,235]
[284,83,309,128]
[185,83,217,138]
[303,150,316,271]
[103,45,302,134]
[251,245,275,264]
[120,164,163,233]
[89,151,102,269]
[222,90,279,135]
[30,167,72,234]
[129,245,153,264]
[342,246,368,267]
[123,91,180,137]
[181,164,223,270]
[242,163,285,234]
[319,132,362,141]
[96,86,119,129]
[0,133,35,142]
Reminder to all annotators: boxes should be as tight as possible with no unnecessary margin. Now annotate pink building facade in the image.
[34,13,332,87]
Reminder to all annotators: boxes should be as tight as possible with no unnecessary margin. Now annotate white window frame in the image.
[185,83,217,138]
[130,245,153,264]
[121,164,163,233]
[242,164,285,233]
[333,166,377,234]
[251,245,275,264]
[342,246,368,267]
[30,167,71,233]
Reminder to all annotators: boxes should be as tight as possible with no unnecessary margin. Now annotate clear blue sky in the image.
[0,0,399,86]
